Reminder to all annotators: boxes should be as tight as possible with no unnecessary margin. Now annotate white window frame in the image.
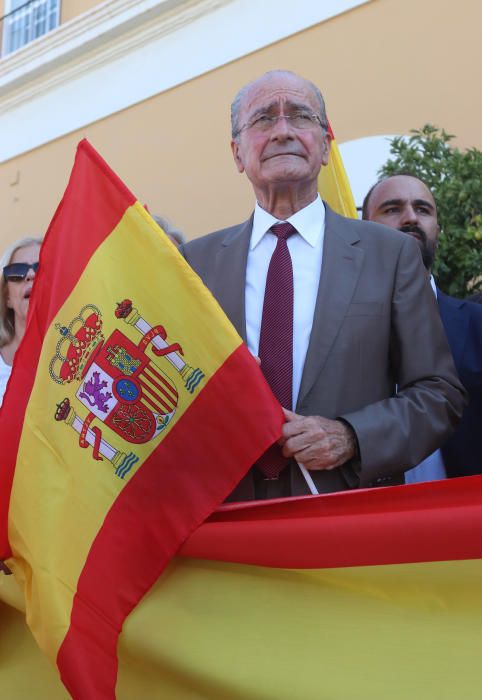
[2,0,60,56]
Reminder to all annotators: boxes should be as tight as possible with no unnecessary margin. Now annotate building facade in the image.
[0,0,480,247]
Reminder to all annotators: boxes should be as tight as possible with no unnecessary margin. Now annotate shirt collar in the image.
[429,274,437,297]
[250,194,325,250]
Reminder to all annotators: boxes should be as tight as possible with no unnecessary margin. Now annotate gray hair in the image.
[230,70,328,139]
[0,236,43,347]
[152,214,186,247]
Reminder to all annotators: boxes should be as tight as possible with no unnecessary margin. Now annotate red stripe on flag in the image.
[147,365,178,399]
[33,140,136,335]
[56,343,282,699]
[139,383,173,414]
[0,141,136,559]
[179,475,482,568]
[140,369,177,404]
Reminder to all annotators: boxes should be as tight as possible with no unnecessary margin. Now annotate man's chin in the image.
[263,153,304,168]
[261,160,310,180]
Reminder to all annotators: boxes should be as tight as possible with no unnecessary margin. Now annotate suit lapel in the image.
[211,217,253,343]
[297,206,364,408]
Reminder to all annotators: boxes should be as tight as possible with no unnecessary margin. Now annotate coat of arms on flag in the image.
[49,300,205,478]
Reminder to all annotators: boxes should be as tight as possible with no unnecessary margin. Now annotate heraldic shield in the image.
[50,302,205,478]
[76,328,177,443]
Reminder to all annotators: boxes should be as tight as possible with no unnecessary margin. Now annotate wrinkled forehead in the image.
[240,74,321,120]
[371,176,437,211]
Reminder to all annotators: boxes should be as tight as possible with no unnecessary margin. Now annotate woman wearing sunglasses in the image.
[0,236,42,406]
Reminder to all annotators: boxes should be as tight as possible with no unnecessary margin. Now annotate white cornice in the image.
[0,0,371,162]
[0,0,227,101]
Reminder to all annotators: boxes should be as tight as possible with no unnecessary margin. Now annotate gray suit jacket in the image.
[182,204,466,498]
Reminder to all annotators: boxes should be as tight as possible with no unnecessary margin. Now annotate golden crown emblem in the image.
[49,304,104,385]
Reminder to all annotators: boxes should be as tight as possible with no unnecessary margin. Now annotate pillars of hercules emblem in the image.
[115,299,204,394]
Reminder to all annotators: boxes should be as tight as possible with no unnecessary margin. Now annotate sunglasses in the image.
[3,262,39,282]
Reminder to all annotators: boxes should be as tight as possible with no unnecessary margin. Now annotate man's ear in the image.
[231,139,245,173]
[321,131,332,167]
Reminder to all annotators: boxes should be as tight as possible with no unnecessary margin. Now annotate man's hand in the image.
[280,409,357,470]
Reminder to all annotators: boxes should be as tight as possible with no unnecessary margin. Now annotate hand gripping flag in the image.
[318,121,358,218]
[0,140,282,699]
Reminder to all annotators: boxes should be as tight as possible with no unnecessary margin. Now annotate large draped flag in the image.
[2,475,482,698]
[318,121,358,218]
[0,140,282,699]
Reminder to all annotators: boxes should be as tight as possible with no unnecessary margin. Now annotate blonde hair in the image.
[0,236,42,347]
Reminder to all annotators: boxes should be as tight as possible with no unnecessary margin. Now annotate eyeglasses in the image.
[235,112,327,137]
[3,262,39,282]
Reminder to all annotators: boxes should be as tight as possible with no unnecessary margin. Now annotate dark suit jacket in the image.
[438,291,482,477]
[182,204,466,499]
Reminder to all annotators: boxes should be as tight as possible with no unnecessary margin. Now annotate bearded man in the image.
[363,173,482,480]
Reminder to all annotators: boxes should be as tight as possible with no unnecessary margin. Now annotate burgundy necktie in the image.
[256,222,296,479]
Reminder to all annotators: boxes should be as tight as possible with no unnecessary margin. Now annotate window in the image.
[2,0,60,56]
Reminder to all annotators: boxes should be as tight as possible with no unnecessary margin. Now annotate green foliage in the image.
[379,125,482,298]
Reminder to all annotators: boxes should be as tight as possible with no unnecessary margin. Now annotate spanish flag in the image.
[318,121,357,218]
[0,140,282,699]
[2,476,482,698]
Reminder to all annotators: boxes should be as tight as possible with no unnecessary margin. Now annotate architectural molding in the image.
[0,0,371,162]
[0,0,224,97]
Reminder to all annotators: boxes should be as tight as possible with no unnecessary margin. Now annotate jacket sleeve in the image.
[340,236,467,486]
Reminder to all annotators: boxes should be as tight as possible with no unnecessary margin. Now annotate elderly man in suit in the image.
[182,70,465,500]
[363,173,482,481]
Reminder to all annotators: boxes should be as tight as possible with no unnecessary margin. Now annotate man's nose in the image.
[401,205,418,226]
[270,115,294,139]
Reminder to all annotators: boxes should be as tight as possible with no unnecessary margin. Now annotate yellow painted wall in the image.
[1,0,480,248]
[60,0,105,24]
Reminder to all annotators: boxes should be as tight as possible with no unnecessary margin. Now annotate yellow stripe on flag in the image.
[318,130,357,218]
[2,556,482,699]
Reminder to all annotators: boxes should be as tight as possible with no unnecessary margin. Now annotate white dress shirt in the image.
[245,195,325,410]
[404,275,447,484]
